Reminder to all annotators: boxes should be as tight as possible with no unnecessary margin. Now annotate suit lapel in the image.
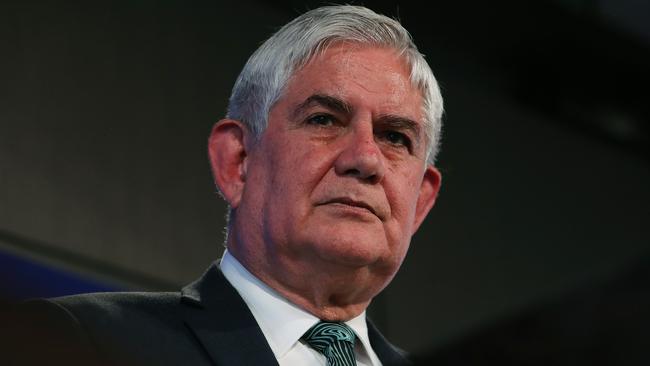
[180,263,279,366]
[367,318,412,366]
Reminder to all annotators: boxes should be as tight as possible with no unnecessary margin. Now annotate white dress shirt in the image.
[220,250,382,366]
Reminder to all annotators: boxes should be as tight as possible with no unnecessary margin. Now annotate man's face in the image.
[233,44,440,303]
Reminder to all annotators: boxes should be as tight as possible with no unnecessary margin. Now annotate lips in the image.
[319,197,381,218]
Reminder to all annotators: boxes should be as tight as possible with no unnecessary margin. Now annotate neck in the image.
[261,269,373,321]
[227,245,378,321]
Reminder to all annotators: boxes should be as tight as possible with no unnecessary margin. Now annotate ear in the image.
[208,119,249,208]
[411,165,442,234]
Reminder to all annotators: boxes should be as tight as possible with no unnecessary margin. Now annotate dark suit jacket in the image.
[4,263,410,365]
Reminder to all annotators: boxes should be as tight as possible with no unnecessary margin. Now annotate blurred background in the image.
[1,0,649,364]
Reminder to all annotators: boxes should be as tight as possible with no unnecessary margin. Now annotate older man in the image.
[7,5,442,366]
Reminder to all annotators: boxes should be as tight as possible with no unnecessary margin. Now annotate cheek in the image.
[288,136,337,180]
[385,169,423,233]
[261,137,300,189]
[262,138,331,213]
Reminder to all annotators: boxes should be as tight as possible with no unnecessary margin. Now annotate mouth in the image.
[319,197,380,219]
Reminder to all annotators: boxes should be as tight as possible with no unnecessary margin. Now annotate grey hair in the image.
[226,5,444,164]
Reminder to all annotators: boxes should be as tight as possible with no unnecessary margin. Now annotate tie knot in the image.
[302,322,357,366]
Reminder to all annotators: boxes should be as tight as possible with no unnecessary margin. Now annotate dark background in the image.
[1,0,649,362]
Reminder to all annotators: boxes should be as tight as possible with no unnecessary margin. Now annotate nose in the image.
[334,124,386,184]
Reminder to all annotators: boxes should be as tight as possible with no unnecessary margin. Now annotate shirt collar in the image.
[219,250,375,359]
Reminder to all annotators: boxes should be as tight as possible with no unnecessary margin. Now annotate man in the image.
[6,5,443,366]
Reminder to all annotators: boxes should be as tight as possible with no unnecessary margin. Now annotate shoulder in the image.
[367,318,413,366]
[46,291,188,347]
[21,291,182,335]
[6,291,195,365]
[48,291,181,323]
[4,264,239,365]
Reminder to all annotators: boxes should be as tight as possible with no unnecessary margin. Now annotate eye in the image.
[306,113,336,127]
[381,131,411,150]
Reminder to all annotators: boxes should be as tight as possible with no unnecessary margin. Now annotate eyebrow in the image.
[292,93,423,147]
[292,94,353,119]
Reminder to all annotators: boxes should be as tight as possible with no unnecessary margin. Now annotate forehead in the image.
[280,44,424,121]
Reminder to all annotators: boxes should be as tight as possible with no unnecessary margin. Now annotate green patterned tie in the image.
[302,321,357,366]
